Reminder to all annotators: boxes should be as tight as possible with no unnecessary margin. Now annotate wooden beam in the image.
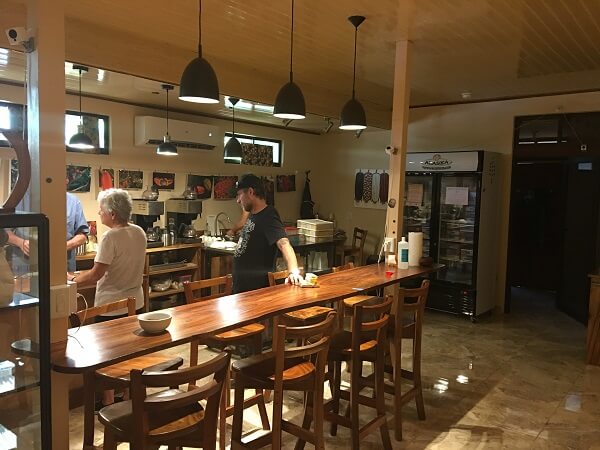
[385,40,412,243]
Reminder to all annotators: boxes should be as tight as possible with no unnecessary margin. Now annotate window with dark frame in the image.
[224,132,282,167]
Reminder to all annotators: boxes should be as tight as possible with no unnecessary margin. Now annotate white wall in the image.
[0,83,321,237]
[312,91,600,311]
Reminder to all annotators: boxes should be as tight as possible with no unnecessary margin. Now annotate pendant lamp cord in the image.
[198,0,203,56]
[232,105,235,135]
[166,88,170,135]
[289,0,294,82]
[78,68,83,125]
[352,25,357,99]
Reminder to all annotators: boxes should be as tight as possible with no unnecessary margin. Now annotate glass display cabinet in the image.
[0,212,51,449]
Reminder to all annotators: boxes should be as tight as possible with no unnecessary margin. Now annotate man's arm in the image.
[227,210,250,237]
[6,230,29,256]
[66,233,87,251]
[276,237,303,285]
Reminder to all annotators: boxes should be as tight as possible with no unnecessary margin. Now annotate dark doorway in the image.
[506,113,600,324]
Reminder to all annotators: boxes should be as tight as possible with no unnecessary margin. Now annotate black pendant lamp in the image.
[179,0,220,103]
[68,65,94,149]
[273,0,305,120]
[157,84,178,156]
[339,16,367,131]
[224,97,243,163]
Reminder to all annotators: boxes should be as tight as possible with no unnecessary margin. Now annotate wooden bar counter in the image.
[587,272,600,365]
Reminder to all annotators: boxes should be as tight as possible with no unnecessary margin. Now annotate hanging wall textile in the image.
[354,171,364,201]
[67,165,91,192]
[353,169,388,210]
[118,169,144,190]
[213,176,238,200]
[99,168,115,190]
[276,174,296,192]
[261,176,275,206]
[186,174,213,199]
[152,172,175,190]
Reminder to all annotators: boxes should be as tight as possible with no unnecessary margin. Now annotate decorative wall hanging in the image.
[241,142,274,167]
[66,165,91,193]
[353,169,388,210]
[276,174,296,192]
[261,175,275,206]
[118,169,144,190]
[186,174,213,199]
[152,171,175,190]
[98,168,114,190]
[213,175,238,200]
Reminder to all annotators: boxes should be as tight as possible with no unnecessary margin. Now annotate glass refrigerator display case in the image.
[0,213,51,449]
[403,151,500,321]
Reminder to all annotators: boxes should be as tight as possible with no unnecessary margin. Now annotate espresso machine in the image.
[131,199,165,248]
[165,198,203,243]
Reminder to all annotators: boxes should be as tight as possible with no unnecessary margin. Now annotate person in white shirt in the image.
[68,188,146,407]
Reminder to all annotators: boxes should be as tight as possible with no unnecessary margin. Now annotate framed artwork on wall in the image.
[66,165,92,192]
[118,169,144,190]
[186,174,213,199]
[152,172,175,190]
[213,176,238,200]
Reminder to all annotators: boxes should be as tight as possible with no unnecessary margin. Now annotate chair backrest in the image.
[129,351,230,449]
[352,227,367,251]
[69,296,136,327]
[183,275,233,304]
[268,269,289,287]
[332,262,354,273]
[395,280,430,334]
[349,295,393,354]
[271,312,337,390]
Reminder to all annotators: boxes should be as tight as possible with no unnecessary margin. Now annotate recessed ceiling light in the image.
[461,91,472,100]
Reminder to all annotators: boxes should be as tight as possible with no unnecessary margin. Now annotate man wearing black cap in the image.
[233,174,303,293]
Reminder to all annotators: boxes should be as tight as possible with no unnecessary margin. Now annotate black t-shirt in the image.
[233,205,287,293]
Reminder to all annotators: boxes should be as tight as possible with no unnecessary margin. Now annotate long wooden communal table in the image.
[52,263,441,449]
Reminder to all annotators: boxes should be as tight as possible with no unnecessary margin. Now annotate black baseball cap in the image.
[236,174,262,191]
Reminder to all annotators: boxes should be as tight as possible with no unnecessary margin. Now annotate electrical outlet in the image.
[384,237,395,251]
[51,284,74,319]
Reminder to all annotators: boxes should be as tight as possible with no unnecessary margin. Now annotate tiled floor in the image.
[68,288,600,449]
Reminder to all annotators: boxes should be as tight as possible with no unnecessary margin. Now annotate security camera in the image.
[5,27,34,52]
[385,145,398,155]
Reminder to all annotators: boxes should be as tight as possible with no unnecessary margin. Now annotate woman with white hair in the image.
[68,188,146,407]
[68,188,146,316]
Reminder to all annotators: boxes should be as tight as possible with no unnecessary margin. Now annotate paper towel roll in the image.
[408,232,423,266]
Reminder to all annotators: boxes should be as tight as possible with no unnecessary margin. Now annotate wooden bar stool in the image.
[325,295,393,450]
[362,280,430,440]
[336,227,367,266]
[98,351,230,450]
[69,297,184,449]
[184,276,270,450]
[231,312,337,450]
[268,269,334,325]
[331,262,379,325]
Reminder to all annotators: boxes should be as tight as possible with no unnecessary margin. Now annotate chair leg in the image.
[350,357,360,450]
[255,389,271,430]
[103,428,118,450]
[392,338,403,441]
[272,381,284,450]
[329,360,341,436]
[219,368,230,450]
[376,353,392,450]
[313,382,326,450]
[294,392,312,450]
[231,377,246,447]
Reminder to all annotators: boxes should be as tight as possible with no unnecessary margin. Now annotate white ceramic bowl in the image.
[138,311,172,334]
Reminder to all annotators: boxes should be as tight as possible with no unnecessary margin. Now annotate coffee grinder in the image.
[165,198,203,243]
[131,199,165,247]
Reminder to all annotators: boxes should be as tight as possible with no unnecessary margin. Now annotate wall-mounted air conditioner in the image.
[134,116,219,150]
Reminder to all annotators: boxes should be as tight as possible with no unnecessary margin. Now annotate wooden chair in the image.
[338,227,367,266]
[231,312,337,450]
[183,276,269,450]
[325,295,393,450]
[98,351,231,450]
[268,269,334,325]
[69,297,184,448]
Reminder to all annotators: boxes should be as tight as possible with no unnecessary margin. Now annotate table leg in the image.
[83,371,95,450]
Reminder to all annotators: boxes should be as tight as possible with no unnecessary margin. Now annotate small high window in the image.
[224,133,282,167]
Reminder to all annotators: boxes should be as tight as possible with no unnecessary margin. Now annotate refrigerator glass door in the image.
[437,175,479,285]
[404,175,433,257]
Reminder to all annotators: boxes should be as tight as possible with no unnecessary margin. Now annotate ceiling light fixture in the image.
[224,97,243,163]
[68,65,94,150]
[339,16,367,131]
[156,84,178,156]
[273,0,306,120]
[179,0,220,103]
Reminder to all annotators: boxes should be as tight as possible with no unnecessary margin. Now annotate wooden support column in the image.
[27,0,69,448]
[385,40,412,243]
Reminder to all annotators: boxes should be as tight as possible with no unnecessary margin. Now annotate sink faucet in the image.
[214,212,231,237]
